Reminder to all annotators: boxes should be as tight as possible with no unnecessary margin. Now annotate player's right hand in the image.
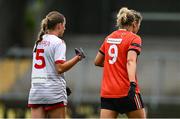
[128,82,136,100]
[75,48,86,59]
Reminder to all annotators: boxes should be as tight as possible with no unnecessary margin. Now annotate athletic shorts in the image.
[28,102,66,111]
[101,93,144,114]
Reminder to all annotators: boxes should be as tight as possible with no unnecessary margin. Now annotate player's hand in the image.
[66,87,72,96]
[75,48,86,59]
[128,82,136,100]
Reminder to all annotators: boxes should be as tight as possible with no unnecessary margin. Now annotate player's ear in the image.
[57,23,62,30]
[132,21,136,28]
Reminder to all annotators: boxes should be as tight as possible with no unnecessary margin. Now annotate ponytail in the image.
[34,18,48,52]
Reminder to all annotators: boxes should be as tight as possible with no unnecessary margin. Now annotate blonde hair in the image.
[116,7,142,28]
[34,11,65,52]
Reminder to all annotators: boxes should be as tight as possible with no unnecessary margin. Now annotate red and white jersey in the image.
[29,34,67,105]
[99,29,142,98]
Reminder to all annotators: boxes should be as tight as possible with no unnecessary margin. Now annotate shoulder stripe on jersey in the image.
[99,50,105,55]
[131,43,141,48]
[128,49,140,55]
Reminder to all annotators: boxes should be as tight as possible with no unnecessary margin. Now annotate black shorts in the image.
[101,93,144,114]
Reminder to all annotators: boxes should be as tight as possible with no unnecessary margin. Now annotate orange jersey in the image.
[99,29,142,98]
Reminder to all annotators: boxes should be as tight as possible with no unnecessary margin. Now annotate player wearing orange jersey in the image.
[95,7,146,118]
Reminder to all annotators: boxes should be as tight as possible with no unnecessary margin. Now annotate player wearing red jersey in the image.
[95,7,146,118]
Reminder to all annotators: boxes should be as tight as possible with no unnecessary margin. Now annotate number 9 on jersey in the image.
[108,44,118,64]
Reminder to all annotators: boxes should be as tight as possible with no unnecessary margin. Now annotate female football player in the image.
[95,7,146,118]
[28,11,85,118]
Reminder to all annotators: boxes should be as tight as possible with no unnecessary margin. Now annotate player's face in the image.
[58,18,66,37]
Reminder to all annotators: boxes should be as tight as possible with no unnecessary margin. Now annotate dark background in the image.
[0,0,180,56]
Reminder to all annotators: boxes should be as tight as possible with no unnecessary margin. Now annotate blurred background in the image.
[0,0,180,118]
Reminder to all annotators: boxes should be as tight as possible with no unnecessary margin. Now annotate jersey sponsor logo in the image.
[107,38,122,44]
[38,40,50,46]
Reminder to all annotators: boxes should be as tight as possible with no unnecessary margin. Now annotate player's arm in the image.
[94,51,105,67]
[127,50,137,83]
[55,55,81,74]
[127,36,141,82]
[56,48,85,74]
[127,36,142,99]
[127,50,138,99]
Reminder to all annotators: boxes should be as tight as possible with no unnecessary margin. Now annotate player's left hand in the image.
[66,87,72,96]
[128,82,136,100]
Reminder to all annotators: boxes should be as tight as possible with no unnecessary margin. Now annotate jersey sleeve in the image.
[54,42,66,64]
[128,36,142,55]
[99,41,105,55]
